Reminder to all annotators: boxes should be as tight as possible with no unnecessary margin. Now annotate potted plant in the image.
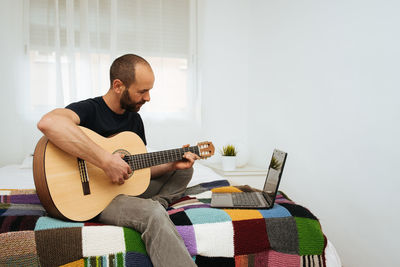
[220,144,237,171]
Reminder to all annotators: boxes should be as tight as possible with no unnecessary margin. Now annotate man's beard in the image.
[120,89,145,112]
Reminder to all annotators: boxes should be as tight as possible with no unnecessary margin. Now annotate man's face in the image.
[120,64,154,112]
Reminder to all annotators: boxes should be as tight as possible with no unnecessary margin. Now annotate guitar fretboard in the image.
[124,146,199,171]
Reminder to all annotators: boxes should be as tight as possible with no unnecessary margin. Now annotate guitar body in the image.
[33,127,151,222]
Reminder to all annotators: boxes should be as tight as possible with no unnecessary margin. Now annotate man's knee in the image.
[186,166,194,176]
[140,201,171,231]
[178,167,194,181]
[99,196,167,228]
[130,198,168,223]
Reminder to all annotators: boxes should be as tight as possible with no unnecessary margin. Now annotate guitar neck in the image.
[125,146,199,171]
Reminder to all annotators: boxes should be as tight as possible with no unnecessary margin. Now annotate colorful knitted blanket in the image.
[0,180,326,267]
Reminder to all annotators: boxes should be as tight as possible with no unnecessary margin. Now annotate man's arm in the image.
[37,108,131,184]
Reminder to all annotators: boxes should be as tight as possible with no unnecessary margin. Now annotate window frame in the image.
[21,0,200,124]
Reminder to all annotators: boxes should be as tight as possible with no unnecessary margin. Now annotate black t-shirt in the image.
[66,96,146,145]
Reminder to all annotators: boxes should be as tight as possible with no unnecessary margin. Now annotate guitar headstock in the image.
[197,141,215,159]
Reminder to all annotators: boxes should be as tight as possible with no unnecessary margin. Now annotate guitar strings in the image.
[128,147,198,171]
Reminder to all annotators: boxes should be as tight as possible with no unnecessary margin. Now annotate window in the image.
[25,0,198,119]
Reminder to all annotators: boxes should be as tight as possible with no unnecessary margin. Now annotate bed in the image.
[0,157,341,267]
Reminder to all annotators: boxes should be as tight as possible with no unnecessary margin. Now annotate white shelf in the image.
[201,162,267,177]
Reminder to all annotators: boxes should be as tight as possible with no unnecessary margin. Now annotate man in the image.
[37,54,198,267]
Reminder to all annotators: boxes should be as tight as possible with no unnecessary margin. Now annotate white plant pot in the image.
[221,156,236,171]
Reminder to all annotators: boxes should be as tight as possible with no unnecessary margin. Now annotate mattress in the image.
[0,158,341,267]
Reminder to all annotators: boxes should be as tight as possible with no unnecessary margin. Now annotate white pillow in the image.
[20,154,33,169]
[188,162,224,187]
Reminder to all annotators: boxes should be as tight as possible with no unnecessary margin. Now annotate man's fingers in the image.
[112,176,124,184]
[119,153,132,177]
[184,156,194,163]
[184,152,200,161]
[112,177,123,185]
[125,165,132,178]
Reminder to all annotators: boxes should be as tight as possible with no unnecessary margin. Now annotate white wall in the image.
[247,1,400,267]
[196,0,250,162]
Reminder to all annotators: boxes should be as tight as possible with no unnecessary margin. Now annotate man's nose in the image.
[144,92,150,102]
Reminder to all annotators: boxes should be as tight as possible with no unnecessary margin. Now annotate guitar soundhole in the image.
[113,149,134,178]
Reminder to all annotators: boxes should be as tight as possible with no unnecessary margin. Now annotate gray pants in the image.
[98,168,196,267]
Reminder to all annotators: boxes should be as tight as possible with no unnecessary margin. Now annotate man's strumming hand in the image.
[102,153,132,185]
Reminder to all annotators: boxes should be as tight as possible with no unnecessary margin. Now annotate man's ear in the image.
[112,79,125,94]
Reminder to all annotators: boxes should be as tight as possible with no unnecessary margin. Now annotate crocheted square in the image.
[235,254,249,266]
[125,252,153,267]
[198,198,211,204]
[279,203,318,220]
[34,216,83,231]
[170,210,193,225]
[167,207,184,215]
[195,255,235,266]
[0,215,40,233]
[0,207,44,216]
[189,190,212,199]
[185,207,232,224]
[0,254,41,267]
[224,209,263,221]
[9,194,41,204]
[258,203,292,219]
[295,217,325,255]
[35,227,82,266]
[170,196,195,206]
[82,225,125,257]
[200,180,230,190]
[0,204,10,216]
[59,259,85,266]
[265,217,299,254]
[300,254,325,267]
[171,199,210,210]
[84,253,125,267]
[211,186,242,193]
[171,198,201,209]
[263,250,300,267]
[193,221,234,257]
[182,204,212,210]
[176,225,197,256]
[233,218,269,255]
[0,230,38,257]
[123,227,147,254]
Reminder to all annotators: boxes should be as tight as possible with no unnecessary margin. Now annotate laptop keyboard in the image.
[232,192,262,206]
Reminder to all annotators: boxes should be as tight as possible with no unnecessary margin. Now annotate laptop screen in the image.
[262,149,287,203]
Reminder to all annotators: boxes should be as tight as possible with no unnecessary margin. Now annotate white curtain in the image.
[25,0,197,118]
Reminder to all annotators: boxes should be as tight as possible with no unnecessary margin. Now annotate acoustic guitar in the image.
[33,126,215,222]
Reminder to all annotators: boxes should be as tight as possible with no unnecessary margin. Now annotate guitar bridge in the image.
[77,158,91,195]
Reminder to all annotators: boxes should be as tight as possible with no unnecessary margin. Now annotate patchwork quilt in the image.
[0,180,327,267]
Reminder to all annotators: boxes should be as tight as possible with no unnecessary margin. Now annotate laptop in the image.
[211,149,287,209]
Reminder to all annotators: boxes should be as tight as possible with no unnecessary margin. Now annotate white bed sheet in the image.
[0,164,35,189]
[188,161,225,186]
[0,160,341,266]
[0,161,220,190]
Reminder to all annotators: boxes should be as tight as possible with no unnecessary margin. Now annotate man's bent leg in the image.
[98,195,196,267]
[140,167,193,207]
